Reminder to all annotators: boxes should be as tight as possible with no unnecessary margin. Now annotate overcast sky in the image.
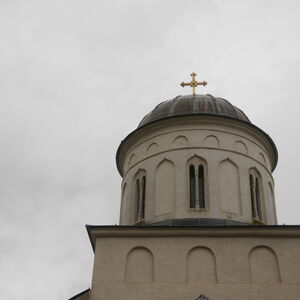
[1,0,300,299]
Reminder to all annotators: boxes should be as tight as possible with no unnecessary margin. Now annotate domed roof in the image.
[139,94,250,127]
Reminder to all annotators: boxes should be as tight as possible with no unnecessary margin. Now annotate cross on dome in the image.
[180,72,207,95]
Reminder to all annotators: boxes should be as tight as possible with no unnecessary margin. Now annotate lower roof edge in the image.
[86,224,300,252]
[68,288,90,300]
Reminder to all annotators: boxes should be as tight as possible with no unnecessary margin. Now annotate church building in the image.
[70,74,300,300]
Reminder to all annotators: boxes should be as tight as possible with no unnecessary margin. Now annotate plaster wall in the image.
[118,117,277,225]
[89,229,300,300]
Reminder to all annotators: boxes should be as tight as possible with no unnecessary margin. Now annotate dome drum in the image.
[117,94,278,227]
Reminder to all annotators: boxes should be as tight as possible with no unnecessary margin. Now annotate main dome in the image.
[138,94,250,127]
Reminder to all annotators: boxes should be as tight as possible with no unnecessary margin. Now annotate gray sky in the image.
[1,0,300,299]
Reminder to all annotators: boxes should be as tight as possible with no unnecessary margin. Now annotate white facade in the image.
[117,116,277,226]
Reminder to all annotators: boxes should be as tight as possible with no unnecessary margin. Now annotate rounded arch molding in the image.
[186,246,217,283]
[218,158,241,215]
[172,135,189,147]
[234,140,248,154]
[204,134,220,148]
[248,245,281,283]
[154,158,175,217]
[125,246,154,282]
[146,142,159,155]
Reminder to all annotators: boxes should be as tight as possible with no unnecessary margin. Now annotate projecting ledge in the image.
[86,224,300,252]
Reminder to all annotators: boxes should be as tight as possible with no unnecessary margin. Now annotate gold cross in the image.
[180,72,207,95]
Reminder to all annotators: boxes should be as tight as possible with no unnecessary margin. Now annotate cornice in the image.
[86,225,300,252]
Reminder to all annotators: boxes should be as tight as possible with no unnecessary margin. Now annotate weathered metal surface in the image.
[139,94,250,128]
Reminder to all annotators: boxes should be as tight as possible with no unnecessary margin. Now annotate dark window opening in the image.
[189,165,196,208]
[198,165,205,208]
[255,177,261,220]
[136,179,140,221]
[249,175,255,218]
[189,164,205,209]
[249,173,262,221]
[135,175,146,222]
[141,176,146,219]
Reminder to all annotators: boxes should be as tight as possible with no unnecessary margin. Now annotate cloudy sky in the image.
[1,0,300,299]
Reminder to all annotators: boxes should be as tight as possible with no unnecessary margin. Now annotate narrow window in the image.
[141,176,146,219]
[255,177,262,220]
[135,174,146,222]
[198,165,205,208]
[249,175,256,218]
[189,165,196,208]
[136,179,140,221]
[249,173,263,221]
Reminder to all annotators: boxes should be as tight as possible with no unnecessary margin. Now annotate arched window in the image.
[249,175,255,217]
[255,177,262,220]
[198,165,205,209]
[134,171,146,222]
[188,157,207,209]
[189,165,196,208]
[141,176,146,219]
[135,179,140,220]
[249,170,263,221]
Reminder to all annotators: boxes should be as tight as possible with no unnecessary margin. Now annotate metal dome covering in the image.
[138,94,250,127]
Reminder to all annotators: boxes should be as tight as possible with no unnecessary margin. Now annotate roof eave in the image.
[116,114,278,176]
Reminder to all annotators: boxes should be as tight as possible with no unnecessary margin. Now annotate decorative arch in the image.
[204,135,220,148]
[187,246,217,283]
[128,154,136,167]
[249,246,281,283]
[234,140,248,155]
[146,142,159,155]
[249,166,261,176]
[133,169,147,223]
[187,154,207,164]
[172,135,189,147]
[125,246,154,282]
[155,159,175,216]
[187,155,208,209]
[259,152,267,167]
[219,158,241,214]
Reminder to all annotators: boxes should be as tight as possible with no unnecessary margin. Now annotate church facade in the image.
[70,77,300,300]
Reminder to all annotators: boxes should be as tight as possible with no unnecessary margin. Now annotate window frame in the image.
[249,168,264,223]
[132,170,147,224]
[186,156,209,211]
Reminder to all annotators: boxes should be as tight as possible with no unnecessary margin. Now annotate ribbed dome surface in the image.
[139,94,250,127]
